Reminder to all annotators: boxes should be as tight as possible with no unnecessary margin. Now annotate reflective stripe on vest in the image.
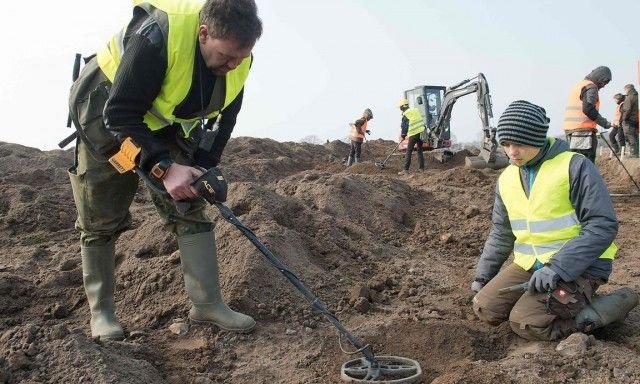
[563,79,599,132]
[498,151,616,271]
[403,108,426,137]
[96,0,251,137]
[350,120,368,139]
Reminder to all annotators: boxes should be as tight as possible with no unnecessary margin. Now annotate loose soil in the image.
[1,138,639,384]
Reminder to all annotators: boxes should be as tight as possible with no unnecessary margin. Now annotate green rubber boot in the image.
[81,242,124,340]
[575,288,639,332]
[178,231,256,333]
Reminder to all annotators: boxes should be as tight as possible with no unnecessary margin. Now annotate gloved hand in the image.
[366,130,371,135]
[471,280,484,293]
[527,266,559,293]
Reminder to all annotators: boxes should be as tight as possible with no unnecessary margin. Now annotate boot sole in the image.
[189,317,256,333]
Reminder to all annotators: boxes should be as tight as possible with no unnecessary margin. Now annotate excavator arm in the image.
[427,73,508,169]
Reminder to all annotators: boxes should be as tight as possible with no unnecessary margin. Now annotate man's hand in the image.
[527,266,559,293]
[163,163,204,201]
[471,280,485,293]
[366,130,371,135]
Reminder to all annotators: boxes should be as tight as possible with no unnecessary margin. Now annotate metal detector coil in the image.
[341,355,422,383]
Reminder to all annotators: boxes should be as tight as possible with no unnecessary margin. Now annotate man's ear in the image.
[198,25,208,45]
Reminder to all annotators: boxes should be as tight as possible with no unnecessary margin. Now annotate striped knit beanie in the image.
[496,100,550,148]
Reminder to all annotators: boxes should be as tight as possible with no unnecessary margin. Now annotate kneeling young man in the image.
[471,100,638,341]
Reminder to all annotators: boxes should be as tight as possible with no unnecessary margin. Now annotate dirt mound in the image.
[1,140,639,383]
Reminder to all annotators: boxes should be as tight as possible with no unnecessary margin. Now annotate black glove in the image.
[527,266,559,293]
[366,130,371,135]
[192,167,228,204]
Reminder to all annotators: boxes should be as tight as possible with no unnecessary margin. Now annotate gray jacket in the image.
[581,66,612,129]
[474,138,617,283]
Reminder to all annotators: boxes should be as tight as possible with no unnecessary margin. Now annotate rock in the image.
[440,233,454,244]
[59,258,79,271]
[285,328,297,335]
[7,351,30,370]
[50,324,69,340]
[465,206,480,218]
[349,283,370,305]
[613,367,628,380]
[556,332,589,357]
[167,251,181,264]
[169,322,189,336]
[52,303,69,319]
[353,297,370,313]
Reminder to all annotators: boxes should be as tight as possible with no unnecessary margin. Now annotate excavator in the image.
[396,73,509,169]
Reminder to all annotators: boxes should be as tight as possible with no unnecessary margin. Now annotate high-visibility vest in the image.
[403,108,426,137]
[96,0,251,137]
[614,104,622,126]
[350,119,368,140]
[498,150,616,271]
[563,79,599,132]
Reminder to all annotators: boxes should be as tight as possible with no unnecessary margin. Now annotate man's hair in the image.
[614,93,625,101]
[625,83,635,90]
[200,0,263,48]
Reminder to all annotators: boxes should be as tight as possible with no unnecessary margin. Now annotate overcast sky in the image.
[1,0,638,150]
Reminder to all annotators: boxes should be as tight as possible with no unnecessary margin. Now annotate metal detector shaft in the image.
[599,130,640,193]
[214,202,378,364]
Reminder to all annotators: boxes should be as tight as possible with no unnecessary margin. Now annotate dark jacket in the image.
[103,10,243,171]
[475,138,618,283]
[581,66,612,128]
[622,88,638,124]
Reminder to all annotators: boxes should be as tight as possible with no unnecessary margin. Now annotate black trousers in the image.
[349,140,362,159]
[403,133,424,171]
[609,127,626,153]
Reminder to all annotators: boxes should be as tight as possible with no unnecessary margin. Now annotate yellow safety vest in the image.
[498,150,616,270]
[96,0,251,137]
[402,108,426,137]
[563,79,599,132]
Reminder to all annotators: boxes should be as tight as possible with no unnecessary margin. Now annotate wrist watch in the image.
[150,159,173,180]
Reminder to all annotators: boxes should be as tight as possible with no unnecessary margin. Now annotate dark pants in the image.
[566,131,597,163]
[609,127,626,154]
[348,140,362,160]
[403,133,424,171]
[622,121,639,157]
[473,263,602,341]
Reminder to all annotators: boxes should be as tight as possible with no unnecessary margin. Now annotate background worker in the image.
[346,108,373,166]
[563,66,612,162]
[397,99,425,175]
[67,0,262,340]
[609,93,626,155]
[621,84,639,158]
[471,100,638,341]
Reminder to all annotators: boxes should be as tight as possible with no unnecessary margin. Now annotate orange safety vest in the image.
[614,104,622,126]
[350,119,368,140]
[563,79,599,132]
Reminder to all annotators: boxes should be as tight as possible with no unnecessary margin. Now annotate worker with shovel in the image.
[67,0,262,340]
[345,108,373,165]
[471,100,638,341]
[397,99,425,175]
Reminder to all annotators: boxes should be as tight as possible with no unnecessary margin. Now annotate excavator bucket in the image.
[465,147,509,169]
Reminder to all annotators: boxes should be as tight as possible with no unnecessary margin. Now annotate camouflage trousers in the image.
[472,263,601,341]
[68,141,213,247]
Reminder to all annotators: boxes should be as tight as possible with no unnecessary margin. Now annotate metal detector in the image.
[136,163,423,383]
[375,142,401,169]
[212,201,422,383]
[599,131,640,196]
